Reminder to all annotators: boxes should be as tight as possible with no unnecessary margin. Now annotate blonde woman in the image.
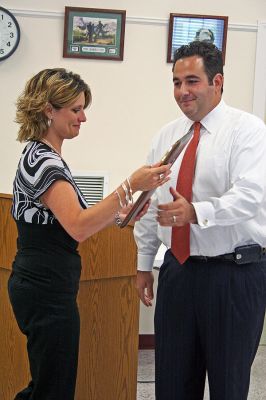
[8,68,170,400]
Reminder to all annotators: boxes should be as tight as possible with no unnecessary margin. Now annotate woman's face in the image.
[50,92,87,140]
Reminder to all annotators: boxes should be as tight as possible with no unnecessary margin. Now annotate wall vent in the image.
[72,171,109,206]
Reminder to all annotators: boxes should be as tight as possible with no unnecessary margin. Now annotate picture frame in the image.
[63,7,126,61]
[167,13,228,64]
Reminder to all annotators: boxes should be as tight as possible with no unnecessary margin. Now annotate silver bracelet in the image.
[115,188,125,208]
[121,182,130,206]
[114,211,123,227]
[126,177,133,204]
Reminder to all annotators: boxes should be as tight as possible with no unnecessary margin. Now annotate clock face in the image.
[0,7,20,61]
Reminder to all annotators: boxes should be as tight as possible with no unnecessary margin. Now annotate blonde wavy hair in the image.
[16,68,92,142]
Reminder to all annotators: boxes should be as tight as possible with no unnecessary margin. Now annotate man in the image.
[134,41,266,400]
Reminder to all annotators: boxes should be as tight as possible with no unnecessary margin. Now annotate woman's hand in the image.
[119,200,151,225]
[129,162,171,193]
[134,200,150,221]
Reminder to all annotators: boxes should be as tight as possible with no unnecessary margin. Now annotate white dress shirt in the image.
[134,100,266,271]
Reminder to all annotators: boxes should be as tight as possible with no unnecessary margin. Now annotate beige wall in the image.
[0,0,265,194]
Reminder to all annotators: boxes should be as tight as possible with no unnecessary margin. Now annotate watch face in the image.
[0,7,20,61]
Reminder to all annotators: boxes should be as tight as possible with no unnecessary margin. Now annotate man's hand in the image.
[157,187,197,226]
[136,271,154,307]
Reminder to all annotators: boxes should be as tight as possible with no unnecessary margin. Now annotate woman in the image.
[8,68,170,400]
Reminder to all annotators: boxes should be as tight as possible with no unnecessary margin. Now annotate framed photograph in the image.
[167,13,228,64]
[63,7,126,61]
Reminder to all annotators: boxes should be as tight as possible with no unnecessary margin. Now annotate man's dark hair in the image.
[173,41,223,85]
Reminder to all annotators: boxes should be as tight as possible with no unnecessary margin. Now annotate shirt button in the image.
[203,219,208,226]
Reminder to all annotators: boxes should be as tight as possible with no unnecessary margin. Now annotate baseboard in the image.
[139,334,155,349]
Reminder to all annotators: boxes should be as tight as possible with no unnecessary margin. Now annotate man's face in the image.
[173,55,223,121]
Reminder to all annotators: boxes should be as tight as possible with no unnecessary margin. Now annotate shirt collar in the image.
[185,99,226,135]
[200,99,226,134]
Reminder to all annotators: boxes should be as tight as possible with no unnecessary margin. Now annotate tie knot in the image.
[193,122,201,141]
[194,121,201,132]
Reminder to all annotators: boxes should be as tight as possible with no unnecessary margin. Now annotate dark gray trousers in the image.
[155,250,266,400]
[8,272,80,400]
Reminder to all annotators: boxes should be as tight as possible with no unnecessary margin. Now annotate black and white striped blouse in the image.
[12,141,88,224]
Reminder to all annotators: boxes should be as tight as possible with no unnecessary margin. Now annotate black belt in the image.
[189,254,235,262]
[189,244,266,265]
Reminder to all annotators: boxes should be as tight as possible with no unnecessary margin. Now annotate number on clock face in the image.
[0,7,20,61]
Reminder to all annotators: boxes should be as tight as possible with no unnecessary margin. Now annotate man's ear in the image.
[213,73,223,93]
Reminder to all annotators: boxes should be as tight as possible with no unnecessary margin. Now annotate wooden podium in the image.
[0,194,140,400]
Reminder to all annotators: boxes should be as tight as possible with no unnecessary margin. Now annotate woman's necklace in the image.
[41,138,62,158]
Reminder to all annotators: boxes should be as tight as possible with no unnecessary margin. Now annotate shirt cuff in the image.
[192,201,215,228]
[137,253,156,271]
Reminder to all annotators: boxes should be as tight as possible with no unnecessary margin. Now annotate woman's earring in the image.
[47,118,52,127]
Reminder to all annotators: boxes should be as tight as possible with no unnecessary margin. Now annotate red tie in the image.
[171,122,201,264]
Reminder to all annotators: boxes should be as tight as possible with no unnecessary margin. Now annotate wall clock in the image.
[0,7,20,61]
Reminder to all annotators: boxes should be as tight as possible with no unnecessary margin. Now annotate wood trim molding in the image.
[0,193,12,199]
[139,334,155,350]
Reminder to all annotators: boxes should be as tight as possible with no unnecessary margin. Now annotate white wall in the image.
[1,1,265,333]
[253,21,266,121]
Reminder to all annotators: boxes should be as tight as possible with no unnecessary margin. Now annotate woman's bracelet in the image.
[114,211,123,227]
[115,188,125,208]
[126,177,133,203]
[121,182,130,205]
[115,177,134,210]
[114,178,135,226]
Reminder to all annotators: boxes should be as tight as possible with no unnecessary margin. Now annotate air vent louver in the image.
[72,172,109,206]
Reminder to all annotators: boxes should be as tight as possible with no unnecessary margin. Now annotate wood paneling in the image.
[139,334,155,350]
[0,194,17,270]
[79,223,137,281]
[76,277,139,400]
[0,194,139,400]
